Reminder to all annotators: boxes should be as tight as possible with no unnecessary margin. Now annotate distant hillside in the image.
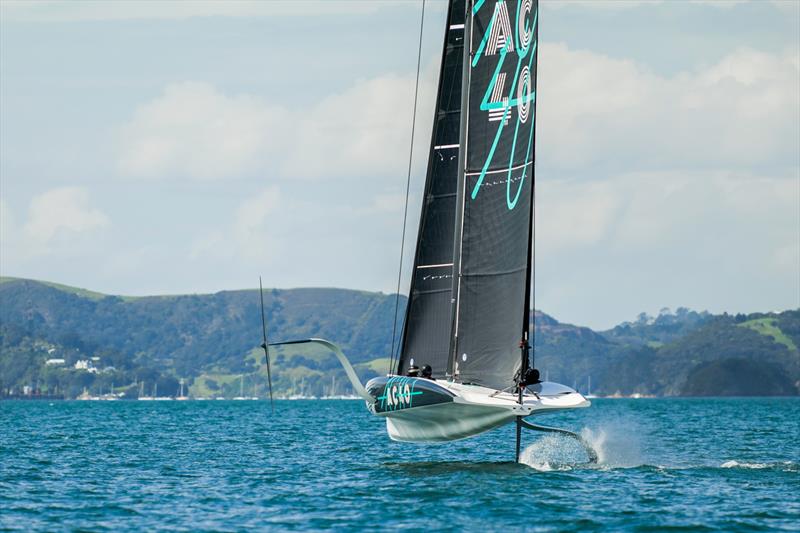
[601,307,713,348]
[1,277,797,398]
[0,278,403,398]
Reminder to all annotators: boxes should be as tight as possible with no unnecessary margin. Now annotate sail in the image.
[397,0,467,378]
[451,0,538,390]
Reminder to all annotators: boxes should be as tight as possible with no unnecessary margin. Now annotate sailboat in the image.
[232,375,248,400]
[138,381,155,401]
[176,378,189,401]
[266,0,595,462]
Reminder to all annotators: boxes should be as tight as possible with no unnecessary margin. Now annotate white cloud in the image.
[689,0,749,7]
[118,82,288,180]
[187,184,413,292]
[542,0,664,10]
[287,73,435,179]
[118,69,436,181]
[232,186,283,261]
[539,171,798,252]
[537,170,800,327]
[537,179,620,249]
[22,187,109,248]
[116,42,796,187]
[538,44,800,172]
[190,186,283,264]
[542,0,764,9]
[0,1,400,22]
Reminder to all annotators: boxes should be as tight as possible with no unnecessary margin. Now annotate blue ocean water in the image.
[1,398,798,531]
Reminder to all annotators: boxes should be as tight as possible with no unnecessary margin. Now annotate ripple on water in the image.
[1,398,798,531]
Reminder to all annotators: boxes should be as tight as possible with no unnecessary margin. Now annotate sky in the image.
[0,0,798,330]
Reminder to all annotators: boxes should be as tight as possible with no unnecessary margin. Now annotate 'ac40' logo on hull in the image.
[377,377,423,412]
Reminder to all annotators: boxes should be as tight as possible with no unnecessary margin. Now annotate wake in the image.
[520,422,643,471]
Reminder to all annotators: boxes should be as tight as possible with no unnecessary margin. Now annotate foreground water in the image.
[1,398,798,531]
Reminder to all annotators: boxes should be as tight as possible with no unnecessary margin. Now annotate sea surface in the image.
[1,398,798,531]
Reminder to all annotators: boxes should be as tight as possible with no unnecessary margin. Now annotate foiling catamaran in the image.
[261,0,596,463]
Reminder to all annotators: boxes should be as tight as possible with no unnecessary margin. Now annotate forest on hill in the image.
[1,277,798,399]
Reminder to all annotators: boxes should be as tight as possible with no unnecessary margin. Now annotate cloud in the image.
[538,171,798,252]
[536,170,800,327]
[190,186,282,264]
[22,187,109,248]
[542,0,664,10]
[118,82,288,180]
[542,0,769,9]
[537,44,800,173]
[119,44,795,183]
[187,183,415,292]
[689,0,749,7]
[0,1,402,22]
[118,69,436,181]
[287,73,435,179]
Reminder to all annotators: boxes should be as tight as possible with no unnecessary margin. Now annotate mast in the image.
[522,2,539,377]
[449,0,473,379]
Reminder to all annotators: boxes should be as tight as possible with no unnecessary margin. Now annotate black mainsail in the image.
[453,0,538,390]
[398,0,538,392]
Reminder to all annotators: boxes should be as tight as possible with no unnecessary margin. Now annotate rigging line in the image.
[389,0,426,375]
[532,169,536,369]
[531,173,536,370]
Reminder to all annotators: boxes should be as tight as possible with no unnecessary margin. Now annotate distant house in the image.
[45,358,66,366]
[74,360,99,373]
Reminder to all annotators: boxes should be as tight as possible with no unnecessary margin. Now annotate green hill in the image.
[1,278,797,398]
[0,278,403,398]
[601,312,800,396]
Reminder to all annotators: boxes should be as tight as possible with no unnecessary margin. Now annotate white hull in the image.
[377,380,589,442]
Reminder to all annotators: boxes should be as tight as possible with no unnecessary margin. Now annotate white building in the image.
[74,360,98,373]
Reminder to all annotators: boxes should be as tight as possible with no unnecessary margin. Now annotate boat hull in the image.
[384,400,519,442]
[365,376,590,442]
